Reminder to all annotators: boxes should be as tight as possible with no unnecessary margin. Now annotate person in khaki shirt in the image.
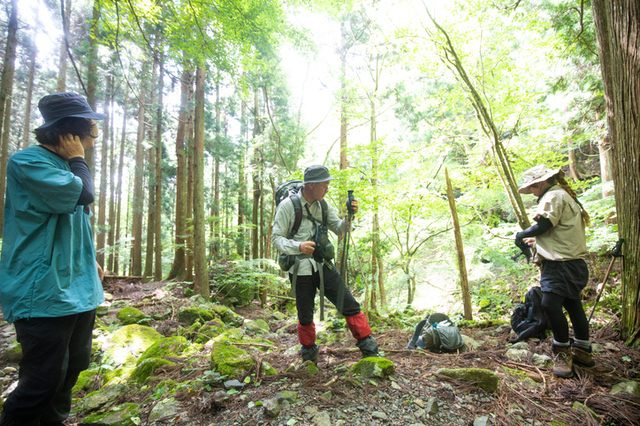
[515,165,594,378]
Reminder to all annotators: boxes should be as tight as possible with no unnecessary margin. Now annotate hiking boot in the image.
[573,345,595,368]
[552,344,573,378]
[301,344,319,363]
[356,335,380,358]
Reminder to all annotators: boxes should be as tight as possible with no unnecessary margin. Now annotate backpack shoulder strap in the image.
[320,199,328,226]
[289,193,303,239]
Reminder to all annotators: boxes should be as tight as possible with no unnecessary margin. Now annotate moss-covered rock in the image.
[188,319,226,343]
[611,381,640,398]
[351,357,395,378]
[81,384,129,413]
[129,358,176,385]
[178,307,215,325]
[245,319,270,335]
[81,402,140,425]
[436,368,499,393]
[73,369,100,394]
[262,361,278,376]
[212,305,244,327]
[137,336,198,365]
[210,343,256,378]
[116,306,149,325]
[103,367,134,387]
[0,343,22,363]
[104,325,163,367]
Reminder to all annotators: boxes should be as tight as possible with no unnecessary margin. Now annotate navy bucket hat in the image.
[36,92,106,130]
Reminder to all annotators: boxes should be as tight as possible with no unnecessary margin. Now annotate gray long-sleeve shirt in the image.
[271,189,346,275]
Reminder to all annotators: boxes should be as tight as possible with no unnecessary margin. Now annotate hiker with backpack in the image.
[515,165,594,378]
[271,165,379,363]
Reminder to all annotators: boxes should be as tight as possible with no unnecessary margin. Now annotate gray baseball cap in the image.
[303,165,334,183]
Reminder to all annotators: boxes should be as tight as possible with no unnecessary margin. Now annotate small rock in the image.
[532,353,553,368]
[505,348,530,362]
[3,367,17,375]
[611,381,640,398]
[372,411,388,421]
[223,379,245,390]
[321,391,332,400]
[263,398,280,418]
[425,397,439,415]
[474,416,491,426]
[312,411,331,426]
[304,405,318,415]
[413,398,424,408]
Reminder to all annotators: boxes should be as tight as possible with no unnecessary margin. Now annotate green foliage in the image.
[210,260,286,306]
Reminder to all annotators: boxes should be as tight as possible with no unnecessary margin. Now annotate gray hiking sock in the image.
[573,338,591,350]
[553,340,570,347]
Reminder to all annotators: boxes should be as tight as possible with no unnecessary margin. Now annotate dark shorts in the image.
[540,259,589,300]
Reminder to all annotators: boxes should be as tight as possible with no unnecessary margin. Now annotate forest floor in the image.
[1,266,640,426]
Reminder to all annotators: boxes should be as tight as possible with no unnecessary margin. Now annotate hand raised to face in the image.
[56,133,85,160]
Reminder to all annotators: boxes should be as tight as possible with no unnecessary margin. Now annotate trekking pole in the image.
[588,238,624,323]
[337,190,354,314]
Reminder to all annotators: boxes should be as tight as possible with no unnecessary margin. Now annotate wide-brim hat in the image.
[35,92,106,130]
[518,165,564,194]
[303,165,334,183]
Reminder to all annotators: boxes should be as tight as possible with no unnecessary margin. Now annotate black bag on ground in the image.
[407,313,464,353]
[509,286,550,343]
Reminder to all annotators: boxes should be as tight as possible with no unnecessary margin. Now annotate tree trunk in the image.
[154,52,165,281]
[56,0,72,92]
[96,75,111,268]
[144,50,160,279]
[592,0,640,346]
[185,94,195,281]
[106,97,117,273]
[84,0,100,175]
[193,66,209,300]
[599,134,614,197]
[167,63,192,279]
[131,61,149,277]
[22,40,37,149]
[339,19,348,171]
[445,168,473,320]
[0,0,18,235]
[111,96,127,274]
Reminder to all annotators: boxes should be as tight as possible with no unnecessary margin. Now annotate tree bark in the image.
[144,48,160,279]
[111,96,127,274]
[56,0,72,92]
[0,0,18,236]
[167,63,192,279]
[96,75,112,268]
[445,168,473,320]
[599,134,614,197]
[592,0,640,345]
[154,52,165,281]
[131,61,149,277]
[22,39,37,149]
[84,0,100,175]
[193,66,209,300]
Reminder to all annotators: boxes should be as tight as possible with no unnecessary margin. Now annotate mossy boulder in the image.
[188,319,226,343]
[0,343,22,363]
[81,402,140,425]
[104,325,163,367]
[210,343,256,377]
[129,358,176,385]
[611,381,640,398]
[262,361,278,376]
[245,319,270,336]
[81,384,129,413]
[137,336,199,365]
[212,305,245,327]
[436,368,499,393]
[103,367,134,387]
[116,307,148,325]
[351,357,395,378]
[73,369,100,394]
[178,307,215,325]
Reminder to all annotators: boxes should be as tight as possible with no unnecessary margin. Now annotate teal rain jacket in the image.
[0,146,104,323]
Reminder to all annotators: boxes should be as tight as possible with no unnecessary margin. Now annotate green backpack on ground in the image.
[407,313,464,353]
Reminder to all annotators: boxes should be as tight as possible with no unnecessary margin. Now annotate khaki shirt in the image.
[534,185,587,261]
[271,189,346,275]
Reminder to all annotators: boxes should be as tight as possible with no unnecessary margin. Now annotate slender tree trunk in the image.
[56,0,72,92]
[96,75,112,267]
[185,92,195,281]
[112,97,127,274]
[445,168,472,320]
[106,95,117,272]
[0,0,18,235]
[238,101,247,258]
[592,0,640,345]
[599,134,614,198]
[167,63,192,279]
[144,49,160,279]
[131,61,149,277]
[339,19,348,171]
[193,66,209,300]
[22,40,37,149]
[85,0,100,176]
[154,52,164,281]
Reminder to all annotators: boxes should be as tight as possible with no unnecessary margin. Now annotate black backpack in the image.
[274,179,328,238]
[510,287,550,343]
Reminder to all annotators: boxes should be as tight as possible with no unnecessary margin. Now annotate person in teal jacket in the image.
[0,92,106,426]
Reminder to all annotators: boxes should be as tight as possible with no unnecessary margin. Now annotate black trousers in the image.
[541,291,589,343]
[1,310,96,425]
[293,263,361,325]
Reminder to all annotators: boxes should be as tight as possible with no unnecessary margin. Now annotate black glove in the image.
[514,232,531,263]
